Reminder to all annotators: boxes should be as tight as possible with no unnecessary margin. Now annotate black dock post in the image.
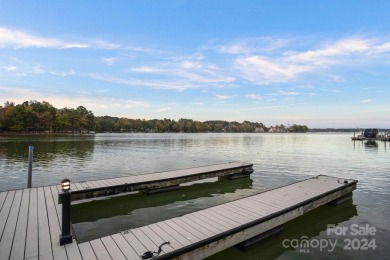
[59,178,73,245]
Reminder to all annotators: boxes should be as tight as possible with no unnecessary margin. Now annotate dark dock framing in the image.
[0,162,357,260]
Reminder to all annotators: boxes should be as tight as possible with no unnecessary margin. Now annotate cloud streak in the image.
[233,36,390,84]
[0,27,119,49]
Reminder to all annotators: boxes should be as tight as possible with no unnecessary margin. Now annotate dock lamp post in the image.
[60,178,73,245]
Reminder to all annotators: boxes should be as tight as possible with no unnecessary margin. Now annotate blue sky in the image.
[0,0,389,128]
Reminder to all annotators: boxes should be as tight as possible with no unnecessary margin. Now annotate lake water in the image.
[0,133,389,259]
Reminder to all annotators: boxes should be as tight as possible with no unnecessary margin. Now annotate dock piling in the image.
[59,179,73,245]
[27,145,34,188]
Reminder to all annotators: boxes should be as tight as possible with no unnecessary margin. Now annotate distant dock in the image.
[0,164,357,260]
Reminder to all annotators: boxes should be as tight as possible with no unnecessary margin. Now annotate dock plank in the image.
[144,224,183,250]
[139,226,175,253]
[156,221,193,247]
[121,231,148,256]
[170,218,209,240]
[10,189,30,260]
[101,236,127,260]
[131,228,168,255]
[0,191,7,210]
[37,187,53,260]
[44,186,68,260]
[111,233,140,260]
[0,189,22,259]
[78,242,98,260]
[0,190,15,239]
[25,188,39,260]
[90,239,112,260]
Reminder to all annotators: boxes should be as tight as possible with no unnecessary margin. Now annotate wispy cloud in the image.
[0,27,88,49]
[50,70,76,76]
[0,66,17,71]
[1,58,45,76]
[361,99,373,103]
[156,107,173,112]
[215,94,232,100]
[191,102,205,106]
[233,36,390,84]
[0,27,119,49]
[130,66,162,73]
[101,57,118,66]
[0,86,150,109]
[245,94,263,100]
[209,37,290,54]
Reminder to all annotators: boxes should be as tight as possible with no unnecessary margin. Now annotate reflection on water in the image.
[72,177,253,242]
[1,133,389,259]
[0,135,95,190]
[364,140,378,149]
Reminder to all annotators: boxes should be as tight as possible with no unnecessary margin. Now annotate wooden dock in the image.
[0,164,357,259]
[63,162,254,202]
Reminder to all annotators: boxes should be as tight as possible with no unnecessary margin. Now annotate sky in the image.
[0,0,389,128]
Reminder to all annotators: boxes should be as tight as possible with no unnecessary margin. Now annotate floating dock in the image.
[62,162,254,202]
[0,163,357,260]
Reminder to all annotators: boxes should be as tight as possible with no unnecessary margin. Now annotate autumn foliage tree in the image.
[0,101,94,133]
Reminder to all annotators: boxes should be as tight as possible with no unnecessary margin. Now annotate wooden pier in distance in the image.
[0,163,357,260]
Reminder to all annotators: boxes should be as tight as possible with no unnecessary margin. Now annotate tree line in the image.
[0,101,309,133]
[0,101,94,133]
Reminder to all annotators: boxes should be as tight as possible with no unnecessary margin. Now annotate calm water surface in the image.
[0,133,389,259]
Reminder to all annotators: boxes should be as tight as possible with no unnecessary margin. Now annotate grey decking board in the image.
[25,188,39,260]
[37,187,53,260]
[181,214,222,235]
[198,207,242,228]
[111,233,140,260]
[9,189,30,260]
[0,190,15,240]
[121,231,148,256]
[164,219,202,244]
[207,206,248,226]
[221,199,267,217]
[101,236,127,260]
[0,191,7,211]
[44,186,68,260]
[156,221,193,247]
[138,225,175,253]
[0,189,22,259]
[209,204,251,223]
[177,215,215,238]
[144,224,183,251]
[64,242,83,260]
[216,203,259,220]
[78,242,98,260]
[191,211,234,231]
[170,218,209,240]
[90,239,113,260]
[232,197,279,215]
[131,228,169,255]
[73,183,84,191]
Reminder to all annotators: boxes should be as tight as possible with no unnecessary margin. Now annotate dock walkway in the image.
[0,164,357,260]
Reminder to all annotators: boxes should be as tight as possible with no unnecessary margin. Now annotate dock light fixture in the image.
[61,178,71,192]
[59,178,73,245]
